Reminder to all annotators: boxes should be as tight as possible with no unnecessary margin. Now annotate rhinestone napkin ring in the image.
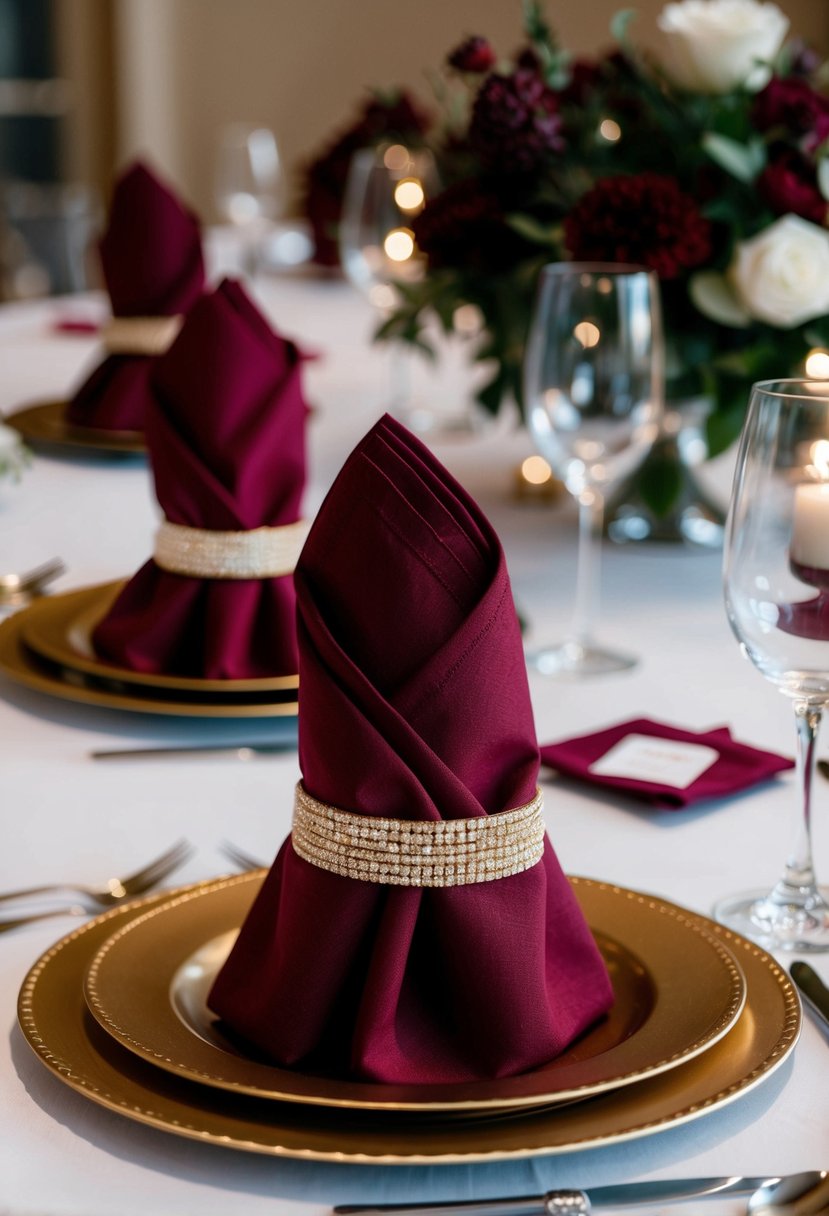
[154,518,310,579]
[291,782,546,887]
[101,315,183,356]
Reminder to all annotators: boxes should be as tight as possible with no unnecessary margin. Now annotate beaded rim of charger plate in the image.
[291,781,546,887]
[154,518,310,579]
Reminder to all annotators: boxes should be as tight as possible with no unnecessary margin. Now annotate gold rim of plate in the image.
[5,399,146,453]
[82,871,746,1112]
[17,876,800,1163]
[20,582,300,694]
[0,604,298,718]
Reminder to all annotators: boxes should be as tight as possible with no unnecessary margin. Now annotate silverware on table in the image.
[790,961,829,1035]
[0,838,193,910]
[332,1173,828,1216]
[0,557,65,604]
[220,840,266,872]
[90,743,294,761]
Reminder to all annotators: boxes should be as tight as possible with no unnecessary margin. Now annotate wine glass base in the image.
[713,887,829,952]
[526,640,637,679]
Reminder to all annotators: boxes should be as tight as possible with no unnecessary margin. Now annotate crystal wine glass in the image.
[523,262,664,677]
[717,378,829,951]
[214,123,284,275]
[339,143,438,431]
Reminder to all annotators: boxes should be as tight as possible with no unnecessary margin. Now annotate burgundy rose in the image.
[469,67,564,173]
[412,179,534,272]
[564,173,712,279]
[758,150,829,224]
[447,36,497,74]
[751,77,829,136]
[557,58,601,106]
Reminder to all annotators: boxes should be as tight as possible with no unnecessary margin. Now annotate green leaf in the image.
[701,133,765,183]
[638,454,684,518]
[706,406,746,457]
[610,8,638,48]
[505,213,561,247]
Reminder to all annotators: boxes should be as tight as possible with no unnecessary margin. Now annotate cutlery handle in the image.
[334,1195,582,1216]
[0,906,84,933]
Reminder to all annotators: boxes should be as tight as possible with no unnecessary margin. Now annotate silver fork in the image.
[220,840,266,872]
[0,557,65,604]
[0,838,193,909]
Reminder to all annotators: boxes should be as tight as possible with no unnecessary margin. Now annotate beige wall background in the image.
[55,0,829,220]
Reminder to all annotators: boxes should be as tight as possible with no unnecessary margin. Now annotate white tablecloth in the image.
[0,271,827,1216]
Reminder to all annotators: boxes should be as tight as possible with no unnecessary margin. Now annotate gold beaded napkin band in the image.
[154,519,310,579]
[101,315,183,356]
[291,781,546,887]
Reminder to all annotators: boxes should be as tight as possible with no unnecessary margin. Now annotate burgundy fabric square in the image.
[540,717,793,809]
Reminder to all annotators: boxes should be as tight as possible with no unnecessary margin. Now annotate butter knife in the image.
[790,961,829,1034]
[90,743,294,761]
[334,1175,777,1216]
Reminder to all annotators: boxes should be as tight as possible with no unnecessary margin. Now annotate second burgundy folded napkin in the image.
[208,414,613,1084]
[92,278,306,679]
[540,718,793,809]
[66,161,205,433]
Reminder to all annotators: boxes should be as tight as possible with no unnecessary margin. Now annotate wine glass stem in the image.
[572,488,604,649]
[388,342,410,415]
[781,701,823,895]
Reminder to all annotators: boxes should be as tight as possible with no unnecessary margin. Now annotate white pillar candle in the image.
[792,482,829,569]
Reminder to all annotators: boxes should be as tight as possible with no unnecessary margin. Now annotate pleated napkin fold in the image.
[208,414,613,1083]
[66,161,205,432]
[540,717,793,809]
[92,277,307,679]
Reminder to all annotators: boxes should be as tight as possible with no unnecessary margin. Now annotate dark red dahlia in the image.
[412,179,533,272]
[447,36,497,74]
[758,150,829,224]
[563,173,712,280]
[751,77,829,137]
[469,67,564,173]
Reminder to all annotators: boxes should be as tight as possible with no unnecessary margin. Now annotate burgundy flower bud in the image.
[752,77,829,136]
[758,151,829,225]
[447,36,497,74]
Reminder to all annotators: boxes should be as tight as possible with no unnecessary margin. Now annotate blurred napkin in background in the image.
[65,160,205,433]
[92,277,307,679]
[540,717,794,809]
[208,414,613,1084]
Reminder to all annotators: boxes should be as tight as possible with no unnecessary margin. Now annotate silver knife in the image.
[790,961,829,1033]
[333,1175,778,1216]
[90,743,294,761]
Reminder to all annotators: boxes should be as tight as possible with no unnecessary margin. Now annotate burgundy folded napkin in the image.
[208,414,613,1084]
[65,161,205,433]
[92,277,306,679]
[539,717,793,809]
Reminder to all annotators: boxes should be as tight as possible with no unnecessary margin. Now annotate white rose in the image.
[730,215,829,329]
[657,0,789,93]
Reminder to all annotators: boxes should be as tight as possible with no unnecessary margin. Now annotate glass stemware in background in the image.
[339,143,439,431]
[523,263,664,677]
[717,379,829,951]
[214,124,284,275]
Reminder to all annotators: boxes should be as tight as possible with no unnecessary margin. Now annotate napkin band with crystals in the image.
[154,518,310,579]
[291,782,546,887]
[102,315,183,356]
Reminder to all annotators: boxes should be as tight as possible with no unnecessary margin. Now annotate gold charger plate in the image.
[0,604,298,718]
[5,399,145,454]
[18,877,800,1163]
[21,582,300,695]
[83,872,746,1112]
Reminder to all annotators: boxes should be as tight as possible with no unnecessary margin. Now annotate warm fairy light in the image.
[805,349,829,379]
[369,284,397,310]
[521,455,554,485]
[573,320,601,348]
[384,228,415,261]
[383,144,410,171]
[453,303,484,334]
[809,439,829,479]
[599,118,622,142]
[394,178,425,212]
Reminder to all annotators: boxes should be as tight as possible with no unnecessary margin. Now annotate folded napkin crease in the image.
[208,415,613,1083]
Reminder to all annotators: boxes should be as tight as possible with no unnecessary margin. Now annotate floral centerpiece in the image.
[302,0,829,516]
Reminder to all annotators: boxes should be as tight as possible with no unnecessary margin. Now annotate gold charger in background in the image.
[21,583,299,695]
[5,400,145,454]
[83,873,746,1112]
[17,876,799,1162]
[0,606,298,718]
